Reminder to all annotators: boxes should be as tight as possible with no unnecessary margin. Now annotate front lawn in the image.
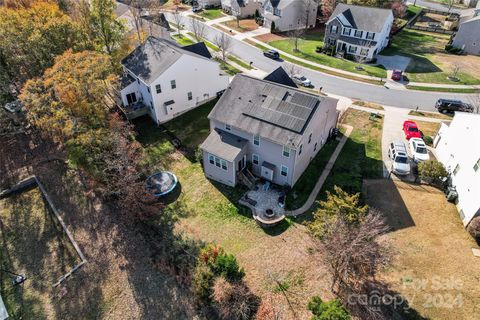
[222,19,259,32]
[172,34,196,46]
[409,110,452,120]
[198,8,224,20]
[0,188,82,319]
[265,31,387,78]
[410,119,441,138]
[383,29,480,85]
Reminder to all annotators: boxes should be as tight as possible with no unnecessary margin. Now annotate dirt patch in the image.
[254,32,286,42]
[364,179,480,320]
[222,19,259,33]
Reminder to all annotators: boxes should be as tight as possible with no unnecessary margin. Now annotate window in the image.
[348,46,357,53]
[342,28,351,36]
[314,142,317,151]
[308,133,312,144]
[147,87,150,93]
[221,159,227,170]
[299,144,303,155]
[330,25,338,33]
[209,154,227,170]
[171,80,176,89]
[126,92,137,104]
[283,145,290,157]
[354,30,363,38]
[453,164,460,175]
[252,154,259,165]
[225,124,231,131]
[366,32,375,40]
[474,158,480,172]
[215,157,221,168]
[209,155,215,165]
[281,165,288,177]
[187,91,192,100]
[360,48,369,56]
[253,134,260,146]
[155,84,162,94]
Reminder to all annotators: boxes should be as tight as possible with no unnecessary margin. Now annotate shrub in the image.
[423,135,433,146]
[212,277,259,320]
[271,21,276,33]
[467,216,480,243]
[308,296,351,320]
[193,263,215,302]
[199,244,245,281]
[418,160,447,184]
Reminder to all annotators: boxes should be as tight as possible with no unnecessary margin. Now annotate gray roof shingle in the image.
[329,4,392,33]
[121,36,212,85]
[208,74,337,147]
[200,128,248,161]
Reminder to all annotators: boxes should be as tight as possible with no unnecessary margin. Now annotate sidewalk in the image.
[286,125,353,217]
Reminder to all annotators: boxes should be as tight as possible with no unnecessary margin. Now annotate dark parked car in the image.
[435,99,473,114]
[263,49,279,60]
[192,5,202,12]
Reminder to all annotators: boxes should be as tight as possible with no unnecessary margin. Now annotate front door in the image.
[238,155,246,171]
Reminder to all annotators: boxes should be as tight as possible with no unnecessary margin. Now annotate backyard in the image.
[0,188,82,319]
[383,29,480,85]
[364,179,480,320]
[255,30,388,78]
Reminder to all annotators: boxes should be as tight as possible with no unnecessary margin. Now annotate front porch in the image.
[239,181,286,227]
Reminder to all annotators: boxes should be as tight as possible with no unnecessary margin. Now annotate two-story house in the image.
[262,0,318,32]
[324,4,393,60]
[200,74,339,187]
[221,0,262,18]
[452,8,480,55]
[120,37,229,123]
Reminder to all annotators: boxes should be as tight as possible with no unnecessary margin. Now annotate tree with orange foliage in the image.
[20,50,117,141]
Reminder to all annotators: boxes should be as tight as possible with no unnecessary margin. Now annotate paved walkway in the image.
[285,125,353,217]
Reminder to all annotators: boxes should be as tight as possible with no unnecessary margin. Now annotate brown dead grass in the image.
[254,32,286,42]
[409,110,452,120]
[222,19,259,33]
[352,100,385,111]
[364,179,480,320]
[409,119,441,137]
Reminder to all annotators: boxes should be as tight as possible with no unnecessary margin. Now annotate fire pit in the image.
[265,209,274,218]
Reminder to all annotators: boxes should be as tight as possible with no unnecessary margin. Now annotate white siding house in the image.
[119,37,229,124]
[434,113,480,227]
[262,0,318,32]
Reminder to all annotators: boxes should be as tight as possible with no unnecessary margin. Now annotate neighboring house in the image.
[200,73,339,187]
[434,113,480,227]
[120,37,229,124]
[222,0,262,18]
[198,0,222,8]
[324,4,393,60]
[452,9,480,55]
[263,66,298,88]
[262,0,318,32]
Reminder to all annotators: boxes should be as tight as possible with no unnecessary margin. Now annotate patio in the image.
[239,182,286,227]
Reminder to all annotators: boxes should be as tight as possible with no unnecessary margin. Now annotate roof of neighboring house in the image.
[154,13,171,30]
[200,128,248,162]
[121,73,136,88]
[328,4,393,33]
[269,0,280,8]
[263,67,298,88]
[0,293,8,320]
[208,74,337,147]
[121,36,212,85]
[339,35,377,47]
[182,42,212,59]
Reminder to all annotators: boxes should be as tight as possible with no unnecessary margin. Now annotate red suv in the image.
[391,70,403,81]
[403,120,421,140]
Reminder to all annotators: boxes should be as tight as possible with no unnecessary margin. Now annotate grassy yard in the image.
[134,105,336,319]
[222,19,259,32]
[410,119,441,138]
[383,29,480,85]
[264,31,387,78]
[352,100,385,110]
[321,109,384,196]
[227,55,253,69]
[172,34,196,46]
[405,85,480,93]
[409,110,452,120]
[215,57,242,75]
[198,8,224,20]
[0,188,81,319]
[364,179,479,320]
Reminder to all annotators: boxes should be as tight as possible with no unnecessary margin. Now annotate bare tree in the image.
[211,277,259,320]
[128,0,146,42]
[172,9,183,35]
[190,18,207,41]
[214,33,232,61]
[288,29,305,52]
[285,62,301,78]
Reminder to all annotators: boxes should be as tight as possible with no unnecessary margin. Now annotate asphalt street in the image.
[117,2,477,112]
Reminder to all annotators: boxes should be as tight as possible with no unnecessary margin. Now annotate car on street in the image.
[388,141,411,175]
[263,49,279,60]
[435,99,474,114]
[192,6,202,12]
[391,70,403,81]
[409,138,430,163]
[403,120,421,140]
[292,75,312,87]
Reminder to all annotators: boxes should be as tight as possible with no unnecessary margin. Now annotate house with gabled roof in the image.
[200,73,338,187]
[262,0,318,32]
[221,0,262,18]
[119,36,229,123]
[324,4,393,60]
[452,8,480,55]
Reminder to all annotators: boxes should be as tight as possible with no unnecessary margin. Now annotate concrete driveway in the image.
[377,55,411,71]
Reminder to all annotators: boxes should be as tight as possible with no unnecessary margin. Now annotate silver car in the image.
[388,141,411,175]
[292,75,312,87]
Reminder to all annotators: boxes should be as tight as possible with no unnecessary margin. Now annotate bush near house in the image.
[418,160,447,185]
[307,296,351,320]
